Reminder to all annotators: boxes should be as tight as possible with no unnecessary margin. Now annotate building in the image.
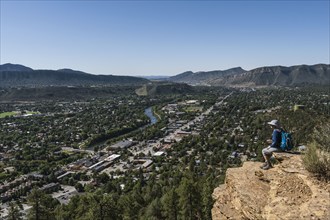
[105,154,121,162]
[109,140,133,149]
[177,130,192,136]
[153,151,165,157]
[40,183,60,193]
[142,160,153,168]
[186,100,199,105]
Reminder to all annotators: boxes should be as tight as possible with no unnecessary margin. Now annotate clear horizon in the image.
[1,1,329,76]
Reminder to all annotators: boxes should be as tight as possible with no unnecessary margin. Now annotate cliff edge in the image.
[212,153,330,220]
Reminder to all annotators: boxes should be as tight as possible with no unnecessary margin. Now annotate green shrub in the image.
[303,123,330,181]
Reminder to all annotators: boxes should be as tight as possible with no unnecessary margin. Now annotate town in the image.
[0,86,329,219]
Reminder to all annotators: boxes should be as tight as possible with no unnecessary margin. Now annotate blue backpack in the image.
[280,131,294,151]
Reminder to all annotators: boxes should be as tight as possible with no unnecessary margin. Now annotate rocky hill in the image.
[0,63,33,72]
[0,63,149,88]
[219,64,330,87]
[169,67,246,85]
[169,64,329,87]
[212,153,330,220]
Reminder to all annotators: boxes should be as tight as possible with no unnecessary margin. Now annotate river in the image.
[88,107,158,150]
[144,107,158,125]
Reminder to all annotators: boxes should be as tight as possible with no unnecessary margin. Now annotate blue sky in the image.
[0,1,329,76]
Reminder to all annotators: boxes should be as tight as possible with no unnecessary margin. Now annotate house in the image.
[238,143,245,148]
[28,173,45,180]
[177,131,192,136]
[142,160,153,168]
[153,151,165,157]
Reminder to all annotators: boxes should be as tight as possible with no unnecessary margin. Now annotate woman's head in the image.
[267,119,280,128]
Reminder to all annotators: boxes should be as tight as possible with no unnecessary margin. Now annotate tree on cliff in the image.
[201,177,214,219]
[161,188,179,220]
[177,175,202,220]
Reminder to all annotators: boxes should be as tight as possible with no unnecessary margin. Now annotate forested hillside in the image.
[0,64,149,88]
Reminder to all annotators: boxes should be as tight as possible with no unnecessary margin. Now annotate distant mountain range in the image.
[169,64,330,87]
[0,63,149,88]
[1,63,329,88]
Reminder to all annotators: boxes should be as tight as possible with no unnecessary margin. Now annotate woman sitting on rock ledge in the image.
[261,119,283,170]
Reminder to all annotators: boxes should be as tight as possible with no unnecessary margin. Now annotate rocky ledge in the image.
[212,153,330,220]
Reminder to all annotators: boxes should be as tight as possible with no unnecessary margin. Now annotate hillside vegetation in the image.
[169,67,246,85]
[0,86,138,101]
[303,122,330,181]
[135,82,194,96]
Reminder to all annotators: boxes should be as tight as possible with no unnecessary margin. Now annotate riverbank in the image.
[86,107,158,151]
[144,107,158,125]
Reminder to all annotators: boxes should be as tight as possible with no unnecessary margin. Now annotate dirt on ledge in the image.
[212,153,330,220]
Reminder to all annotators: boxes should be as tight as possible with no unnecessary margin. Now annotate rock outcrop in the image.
[212,153,330,220]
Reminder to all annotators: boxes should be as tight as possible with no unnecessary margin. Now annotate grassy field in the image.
[0,111,17,118]
[0,111,39,118]
[0,172,10,181]
[184,106,203,112]
[135,85,148,96]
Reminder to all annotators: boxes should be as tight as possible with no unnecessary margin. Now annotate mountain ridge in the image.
[2,63,329,88]
[170,64,330,87]
[56,68,89,75]
[0,64,149,88]
[220,63,330,86]
[169,67,246,85]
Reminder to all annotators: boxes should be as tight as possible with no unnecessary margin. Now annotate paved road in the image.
[131,92,233,156]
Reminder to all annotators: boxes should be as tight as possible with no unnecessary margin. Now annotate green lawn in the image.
[184,106,203,112]
[0,111,40,118]
[135,85,148,96]
[0,112,17,118]
[0,172,10,181]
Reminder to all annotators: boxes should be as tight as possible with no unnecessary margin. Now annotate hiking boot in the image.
[260,162,268,168]
[262,163,273,170]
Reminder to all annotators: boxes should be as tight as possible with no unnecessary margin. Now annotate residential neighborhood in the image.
[0,86,329,219]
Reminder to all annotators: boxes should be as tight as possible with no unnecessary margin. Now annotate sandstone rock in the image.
[212,153,330,220]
